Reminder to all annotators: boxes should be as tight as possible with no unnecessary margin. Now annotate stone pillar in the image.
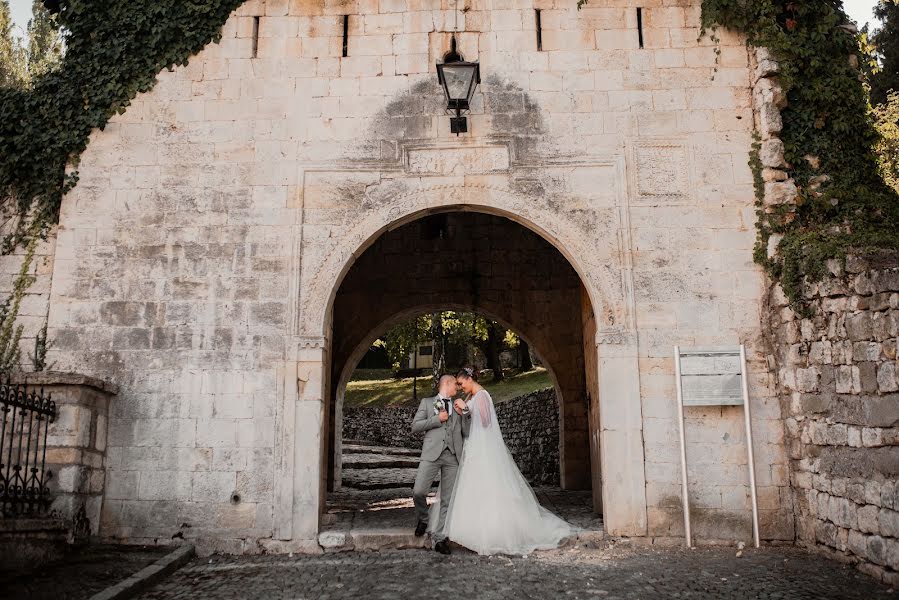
[11,372,117,537]
[596,335,649,537]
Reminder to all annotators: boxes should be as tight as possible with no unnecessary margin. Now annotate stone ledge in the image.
[9,371,118,396]
[0,517,66,534]
[88,543,195,600]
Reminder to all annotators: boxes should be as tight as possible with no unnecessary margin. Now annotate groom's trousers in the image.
[412,447,458,541]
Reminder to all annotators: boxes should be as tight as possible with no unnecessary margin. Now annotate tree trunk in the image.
[431,312,445,389]
[519,338,533,371]
[485,323,504,382]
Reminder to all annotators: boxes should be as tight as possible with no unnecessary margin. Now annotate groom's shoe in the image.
[414,521,428,537]
[434,539,452,555]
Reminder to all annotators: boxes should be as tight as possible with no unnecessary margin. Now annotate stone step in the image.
[343,443,420,457]
[341,467,438,490]
[318,528,431,552]
[318,527,603,553]
[342,453,420,469]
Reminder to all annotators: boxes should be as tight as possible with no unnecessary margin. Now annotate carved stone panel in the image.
[405,145,511,176]
[632,141,690,202]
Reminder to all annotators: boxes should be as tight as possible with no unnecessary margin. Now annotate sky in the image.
[5,0,885,39]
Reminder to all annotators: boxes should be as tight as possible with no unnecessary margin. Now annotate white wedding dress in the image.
[428,389,577,555]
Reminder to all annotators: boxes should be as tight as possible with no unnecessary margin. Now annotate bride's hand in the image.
[453,399,466,414]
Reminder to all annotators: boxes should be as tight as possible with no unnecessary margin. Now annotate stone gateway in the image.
[37,0,795,556]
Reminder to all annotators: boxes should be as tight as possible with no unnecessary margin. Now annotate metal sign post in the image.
[674,345,760,548]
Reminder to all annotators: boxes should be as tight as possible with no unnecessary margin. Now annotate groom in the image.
[411,373,470,554]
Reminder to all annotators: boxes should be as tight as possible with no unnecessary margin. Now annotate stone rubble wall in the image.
[342,387,560,485]
[768,255,899,584]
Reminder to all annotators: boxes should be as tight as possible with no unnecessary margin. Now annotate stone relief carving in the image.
[405,145,511,175]
[632,141,690,200]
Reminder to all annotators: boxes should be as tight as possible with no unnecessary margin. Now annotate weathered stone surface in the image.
[16,0,796,558]
[769,256,899,578]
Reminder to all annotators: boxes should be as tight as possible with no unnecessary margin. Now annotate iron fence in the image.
[0,381,56,518]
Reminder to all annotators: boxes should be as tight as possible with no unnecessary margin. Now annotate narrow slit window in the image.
[251,16,259,58]
[636,7,644,49]
[342,15,349,57]
[535,9,543,51]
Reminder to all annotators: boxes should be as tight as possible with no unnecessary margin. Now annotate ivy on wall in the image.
[701,1,899,303]
[0,0,243,253]
[0,0,242,372]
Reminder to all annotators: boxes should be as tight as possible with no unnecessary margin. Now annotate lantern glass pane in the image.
[442,64,476,101]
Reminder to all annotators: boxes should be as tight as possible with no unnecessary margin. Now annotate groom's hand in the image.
[438,410,449,423]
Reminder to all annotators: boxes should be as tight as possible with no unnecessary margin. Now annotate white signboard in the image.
[677,347,744,406]
[674,345,760,549]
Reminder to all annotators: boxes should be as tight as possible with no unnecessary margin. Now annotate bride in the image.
[429,366,577,555]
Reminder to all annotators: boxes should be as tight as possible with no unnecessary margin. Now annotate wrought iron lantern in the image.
[436,59,480,135]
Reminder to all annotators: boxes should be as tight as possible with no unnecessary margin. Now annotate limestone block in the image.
[862,427,884,447]
[795,367,820,393]
[867,535,888,566]
[197,419,238,448]
[756,101,783,138]
[846,313,873,341]
[763,181,797,206]
[853,341,882,362]
[139,470,191,501]
[826,423,848,446]
[847,530,869,560]
[105,469,140,500]
[836,366,861,394]
[879,508,899,538]
[55,465,89,494]
[192,471,237,503]
[877,362,898,393]
[858,504,881,534]
[759,138,785,168]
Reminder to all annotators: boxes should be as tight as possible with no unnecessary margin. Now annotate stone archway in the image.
[326,211,594,499]
[276,183,649,543]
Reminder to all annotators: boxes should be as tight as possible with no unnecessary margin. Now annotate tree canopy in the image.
[870,0,899,106]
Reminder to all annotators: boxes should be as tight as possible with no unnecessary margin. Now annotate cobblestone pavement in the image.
[139,544,894,600]
[0,544,169,600]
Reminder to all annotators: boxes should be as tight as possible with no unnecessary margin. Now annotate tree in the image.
[870,0,899,105]
[381,315,430,371]
[429,311,446,389]
[25,0,62,82]
[518,338,534,371]
[0,0,25,87]
[874,91,899,192]
[481,321,505,382]
[0,1,61,88]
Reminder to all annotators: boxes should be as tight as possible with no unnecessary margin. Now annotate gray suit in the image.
[412,395,471,541]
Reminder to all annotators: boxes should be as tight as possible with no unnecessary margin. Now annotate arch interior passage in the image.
[326,211,598,505]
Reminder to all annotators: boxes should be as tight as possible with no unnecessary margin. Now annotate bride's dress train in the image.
[429,389,576,555]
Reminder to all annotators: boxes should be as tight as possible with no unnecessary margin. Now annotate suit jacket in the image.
[412,395,471,462]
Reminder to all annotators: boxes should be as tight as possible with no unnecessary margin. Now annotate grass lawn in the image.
[344,368,553,408]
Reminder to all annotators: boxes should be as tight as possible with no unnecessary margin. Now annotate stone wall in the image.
[39,0,790,548]
[343,388,560,485]
[343,405,418,450]
[768,255,899,584]
[0,234,56,371]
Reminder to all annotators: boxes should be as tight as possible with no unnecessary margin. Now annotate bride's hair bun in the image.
[457,366,478,382]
